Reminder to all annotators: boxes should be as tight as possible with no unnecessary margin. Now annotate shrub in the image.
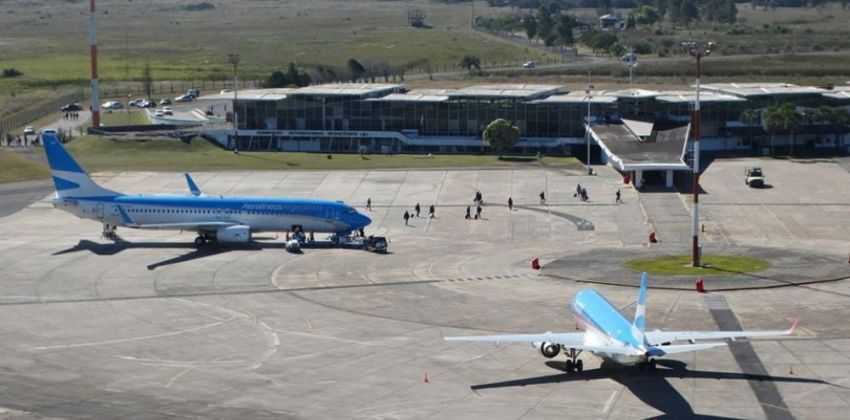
[1,68,22,78]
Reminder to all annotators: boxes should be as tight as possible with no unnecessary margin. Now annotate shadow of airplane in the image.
[469,359,838,419]
[52,239,289,270]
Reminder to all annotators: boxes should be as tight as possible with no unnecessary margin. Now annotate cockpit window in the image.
[346,208,356,214]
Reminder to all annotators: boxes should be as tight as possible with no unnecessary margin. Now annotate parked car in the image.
[102,101,123,110]
[23,126,35,136]
[158,99,172,106]
[186,88,200,98]
[60,103,82,112]
[745,167,766,188]
[174,94,194,103]
[140,100,156,108]
[162,107,173,116]
[154,110,164,117]
[522,61,536,69]
[128,98,146,107]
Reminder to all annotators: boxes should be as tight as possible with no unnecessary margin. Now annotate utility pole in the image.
[227,53,240,152]
[682,41,714,267]
[585,72,594,175]
[89,0,100,128]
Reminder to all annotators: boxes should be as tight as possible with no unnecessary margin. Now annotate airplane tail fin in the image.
[42,134,120,199]
[633,272,648,342]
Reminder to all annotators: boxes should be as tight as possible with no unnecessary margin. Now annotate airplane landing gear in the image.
[194,236,206,247]
[564,348,583,373]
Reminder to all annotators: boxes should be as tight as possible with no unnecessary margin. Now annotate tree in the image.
[141,62,153,99]
[597,0,613,16]
[536,6,555,46]
[556,14,575,47]
[459,55,482,73]
[763,103,802,155]
[483,118,520,155]
[626,13,637,30]
[523,15,538,43]
[679,0,699,24]
[634,5,660,25]
[347,58,366,82]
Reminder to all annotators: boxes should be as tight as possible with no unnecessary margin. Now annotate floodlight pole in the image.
[684,41,713,267]
[585,72,593,175]
[227,53,240,151]
[89,0,100,128]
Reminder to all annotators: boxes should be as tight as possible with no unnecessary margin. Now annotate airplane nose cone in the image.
[356,212,372,229]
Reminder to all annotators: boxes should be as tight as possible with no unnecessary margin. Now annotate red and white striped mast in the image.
[89,0,100,128]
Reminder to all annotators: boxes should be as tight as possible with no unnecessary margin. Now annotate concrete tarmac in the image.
[1,161,849,419]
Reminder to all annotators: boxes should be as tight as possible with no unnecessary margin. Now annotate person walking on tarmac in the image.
[476,204,482,219]
[415,203,421,217]
[428,205,435,218]
[465,206,471,220]
[366,198,372,211]
[403,210,410,226]
[539,191,546,204]
[508,197,514,211]
[615,189,621,204]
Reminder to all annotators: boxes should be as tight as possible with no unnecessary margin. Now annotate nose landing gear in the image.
[102,224,119,241]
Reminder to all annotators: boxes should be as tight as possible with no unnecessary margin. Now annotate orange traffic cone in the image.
[696,278,705,293]
[531,258,540,270]
[423,372,430,383]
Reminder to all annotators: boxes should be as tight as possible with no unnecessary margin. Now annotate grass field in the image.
[64,135,581,173]
[100,110,150,127]
[0,149,50,183]
[625,255,770,276]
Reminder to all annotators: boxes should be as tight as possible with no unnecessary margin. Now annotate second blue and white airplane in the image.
[42,134,371,246]
[446,273,796,372]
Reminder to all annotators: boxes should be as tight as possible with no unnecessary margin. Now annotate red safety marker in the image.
[696,277,705,293]
[531,258,540,270]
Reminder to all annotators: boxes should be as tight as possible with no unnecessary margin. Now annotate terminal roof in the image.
[821,86,850,100]
[655,90,747,103]
[197,89,296,101]
[603,88,660,99]
[530,92,618,104]
[700,83,827,97]
[449,84,562,99]
[292,83,402,97]
[366,89,455,102]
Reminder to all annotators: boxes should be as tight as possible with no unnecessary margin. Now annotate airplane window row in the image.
[125,208,296,216]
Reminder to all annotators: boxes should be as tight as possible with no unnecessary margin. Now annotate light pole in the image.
[622,49,638,84]
[682,41,714,267]
[585,72,594,175]
[227,53,240,152]
[89,0,100,128]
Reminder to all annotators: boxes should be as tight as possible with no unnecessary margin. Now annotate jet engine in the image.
[216,225,251,243]
[533,342,561,358]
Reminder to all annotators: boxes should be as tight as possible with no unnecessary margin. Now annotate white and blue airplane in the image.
[42,134,371,247]
[446,273,796,372]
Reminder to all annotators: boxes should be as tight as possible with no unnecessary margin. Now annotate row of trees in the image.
[522,6,577,47]
[742,104,850,154]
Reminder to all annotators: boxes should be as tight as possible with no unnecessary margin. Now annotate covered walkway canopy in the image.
[588,121,691,188]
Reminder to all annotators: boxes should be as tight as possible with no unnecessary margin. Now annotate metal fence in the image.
[0,90,85,136]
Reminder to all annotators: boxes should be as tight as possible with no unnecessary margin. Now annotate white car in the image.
[102,101,123,110]
[23,126,35,135]
[174,94,194,103]
[523,61,536,69]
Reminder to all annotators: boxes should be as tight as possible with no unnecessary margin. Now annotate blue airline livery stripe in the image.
[52,177,81,191]
[574,289,643,349]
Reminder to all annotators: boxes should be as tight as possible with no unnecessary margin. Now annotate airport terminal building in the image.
[199,82,850,186]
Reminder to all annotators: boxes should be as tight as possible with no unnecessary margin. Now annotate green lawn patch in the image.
[625,255,769,276]
[0,149,49,183]
[66,135,582,173]
[100,110,151,127]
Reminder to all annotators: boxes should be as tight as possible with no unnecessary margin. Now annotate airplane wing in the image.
[648,342,728,356]
[444,333,642,356]
[645,320,798,345]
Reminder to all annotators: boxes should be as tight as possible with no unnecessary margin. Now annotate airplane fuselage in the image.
[572,289,647,365]
[53,194,370,234]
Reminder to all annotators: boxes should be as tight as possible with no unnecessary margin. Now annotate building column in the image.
[634,170,643,189]
[666,170,674,188]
